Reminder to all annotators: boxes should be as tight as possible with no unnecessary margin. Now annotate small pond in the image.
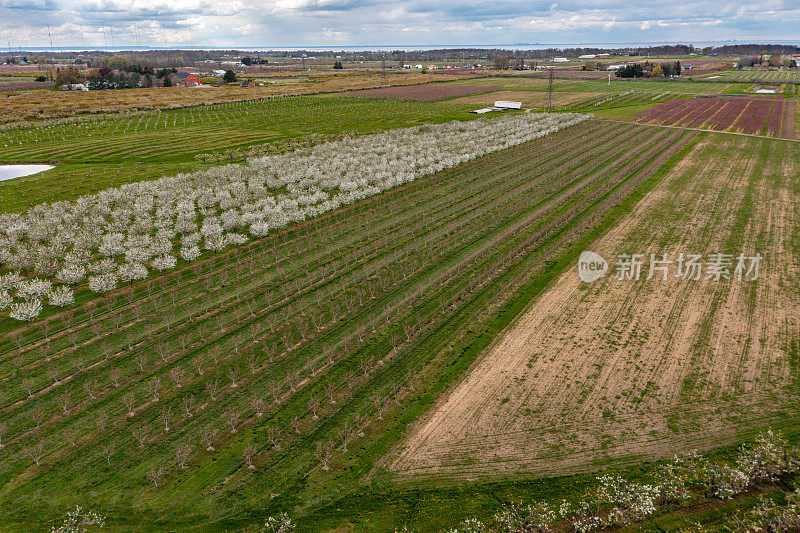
[0,165,54,181]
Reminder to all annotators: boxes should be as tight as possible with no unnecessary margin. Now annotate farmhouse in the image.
[168,72,201,87]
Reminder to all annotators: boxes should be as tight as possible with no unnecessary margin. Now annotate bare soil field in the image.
[390,132,800,482]
[339,84,501,101]
[635,96,796,138]
[0,71,472,124]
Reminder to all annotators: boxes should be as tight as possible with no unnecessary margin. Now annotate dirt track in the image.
[390,133,800,481]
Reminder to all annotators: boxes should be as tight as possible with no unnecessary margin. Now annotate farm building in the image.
[168,72,201,87]
[494,101,522,110]
[240,81,255,87]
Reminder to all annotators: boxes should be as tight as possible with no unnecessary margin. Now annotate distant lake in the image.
[0,165,54,181]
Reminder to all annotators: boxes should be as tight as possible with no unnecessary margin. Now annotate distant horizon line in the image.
[5,39,800,53]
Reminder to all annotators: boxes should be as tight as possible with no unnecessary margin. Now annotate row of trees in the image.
[438,430,800,532]
[616,61,682,78]
[737,55,797,69]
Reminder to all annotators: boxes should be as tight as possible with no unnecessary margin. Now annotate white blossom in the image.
[152,254,177,271]
[48,286,75,307]
[88,273,118,293]
[56,264,86,285]
[180,246,201,261]
[9,298,43,321]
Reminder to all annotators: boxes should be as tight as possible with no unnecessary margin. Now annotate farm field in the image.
[700,69,800,83]
[0,95,475,164]
[635,96,797,138]
[449,89,601,108]
[391,132,800,482]
[0,118,698,530]
[338,84,501,101]
[0,95,479,212]
[0,71,471,124]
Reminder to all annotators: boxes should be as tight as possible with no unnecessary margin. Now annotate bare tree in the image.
[201,426,218,452]
[83,379,97,400]
[354,413,369,437]
[155,341,170,362]
[123,392,136,416]
[252,396,267,418]
[160,407,172,432]
[109,368,121,387]
[392,382,402,404]
[339,423,356,453]
[0,422,5,448]
[47,365,59,384]
[210,344,221,364]
[58,393,71,414]
[24,441,45,466]
[181,394,195,418]
[291,416,301,434]
[175,444,192,470]
[21,377,33,397]
[222,409,240,433]
[135,353,148,372]
[243,444,257,470]
[308,397,320,420]
[192,354,205,375]
[268,381,281,403]
[148,377,161,401]
[359,356,372,376]
[170,366,185,388]
[32,408,45,429]
[374,395,388,420]
[247,353,258,375]
[147,465,164,487]
[206,379,219,401]
[228,366,239,388]
[324,382,337,404]
[314,440,333,471]
[133,425,150,448]
[102,444,115,466]
[249,323,261,343]
[285,371,298,392]
[266,427,281,450]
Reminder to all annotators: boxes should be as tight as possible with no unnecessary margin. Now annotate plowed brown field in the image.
[390,133,800,481]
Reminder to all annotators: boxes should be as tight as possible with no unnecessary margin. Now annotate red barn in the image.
[240,80,255,87]
[168,72,201,87]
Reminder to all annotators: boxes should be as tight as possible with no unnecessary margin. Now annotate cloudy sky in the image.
[1,0,799,49]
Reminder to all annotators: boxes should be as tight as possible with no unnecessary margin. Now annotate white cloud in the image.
[0,0,799,47]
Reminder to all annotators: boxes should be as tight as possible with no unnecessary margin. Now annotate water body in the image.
[0,165,54,182]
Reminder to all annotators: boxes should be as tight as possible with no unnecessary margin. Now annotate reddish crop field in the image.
[341,84,501,101]
[635,96,796,138]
